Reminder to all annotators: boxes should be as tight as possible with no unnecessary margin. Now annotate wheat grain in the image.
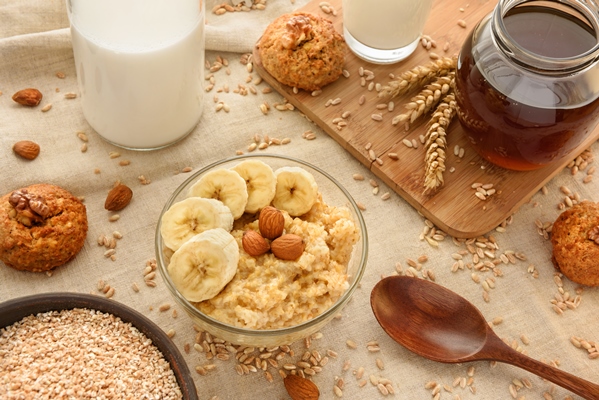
[333,385,343,397]
[159,304,171,312]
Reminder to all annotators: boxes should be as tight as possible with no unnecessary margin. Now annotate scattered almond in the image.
[104,184,133,211]
[242,230,270,257]
[13,140,40,160]
[12,88,43,107]
[283,374,320,400]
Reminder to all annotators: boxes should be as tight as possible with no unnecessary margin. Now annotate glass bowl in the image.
[155,154,368,347]
[0,292,198,399]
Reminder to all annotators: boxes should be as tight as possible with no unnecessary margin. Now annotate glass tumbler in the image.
[342,0,433,64]
[455,0,599,171]
[67,0,205,150]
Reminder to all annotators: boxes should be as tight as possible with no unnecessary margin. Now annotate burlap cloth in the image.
[1,1,598,399]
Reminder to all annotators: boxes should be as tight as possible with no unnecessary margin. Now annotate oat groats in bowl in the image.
[155,154,367,347]
[0,293,198,399]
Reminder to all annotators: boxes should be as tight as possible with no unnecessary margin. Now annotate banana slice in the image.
[272,166,318,216]
[167,228,239,303]
[188,169,248,219]
[160,197,234,251]
[231,159,276,214]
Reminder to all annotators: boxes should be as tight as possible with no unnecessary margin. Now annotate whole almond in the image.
[13,140,40,160]
[258,206,285,239]
[271,233,305,260]
[242,230,270,257]
[283,374,320,400]
[12,88,43,107]
[104,184,133,211]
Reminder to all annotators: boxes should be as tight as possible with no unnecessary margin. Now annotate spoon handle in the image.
[486,333,599,399]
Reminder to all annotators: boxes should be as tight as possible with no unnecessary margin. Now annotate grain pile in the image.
[0,308,182,399]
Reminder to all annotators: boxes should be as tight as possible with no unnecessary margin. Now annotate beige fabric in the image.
[1,1,598,399]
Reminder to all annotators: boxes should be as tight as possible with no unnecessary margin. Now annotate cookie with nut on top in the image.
[0,183,87,272]
[256,12,346,91]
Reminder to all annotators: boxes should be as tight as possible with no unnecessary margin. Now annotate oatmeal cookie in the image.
[0,184,88,272]
[257,12,346,91]
[551,200,599,287]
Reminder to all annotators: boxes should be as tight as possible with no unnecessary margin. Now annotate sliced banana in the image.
[231,159,276,214]
[272,166,318,216]
[160,197,234,251]
[167,228,239,303]
[188,169,248,219]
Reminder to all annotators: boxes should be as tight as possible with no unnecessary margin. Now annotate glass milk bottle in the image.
[455,0,599,170]
[67,0,205,150]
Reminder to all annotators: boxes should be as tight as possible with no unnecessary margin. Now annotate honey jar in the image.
[455,0,599,171]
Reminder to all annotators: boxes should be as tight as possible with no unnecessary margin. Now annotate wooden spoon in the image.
[370,275,599,399]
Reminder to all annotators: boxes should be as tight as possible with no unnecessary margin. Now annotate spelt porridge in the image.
[196,194,360,330]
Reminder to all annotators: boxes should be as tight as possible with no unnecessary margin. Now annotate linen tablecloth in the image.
[1,1,598,399]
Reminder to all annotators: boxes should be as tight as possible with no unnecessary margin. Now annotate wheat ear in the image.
[423,93,457,193]
[391,74,455,129]
[379,56,457,100]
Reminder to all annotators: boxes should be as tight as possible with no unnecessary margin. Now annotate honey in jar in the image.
[455,0,599,171]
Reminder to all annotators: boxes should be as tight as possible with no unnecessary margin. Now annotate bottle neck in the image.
[491,0,599,74]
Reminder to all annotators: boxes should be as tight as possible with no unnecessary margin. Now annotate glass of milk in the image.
[66,0,205,150]
[343,0,433,64]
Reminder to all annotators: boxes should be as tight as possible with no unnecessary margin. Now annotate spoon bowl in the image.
[371,274,489,362]
[371,276,599,399]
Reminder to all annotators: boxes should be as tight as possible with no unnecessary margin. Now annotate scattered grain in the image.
[159,304,172,312]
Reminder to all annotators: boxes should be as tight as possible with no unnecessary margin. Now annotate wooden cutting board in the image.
[252,0,599,238]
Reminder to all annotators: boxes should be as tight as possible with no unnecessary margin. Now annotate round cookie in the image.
[257,12,346,91]
[551,200,599,287]
[0,184,88,272]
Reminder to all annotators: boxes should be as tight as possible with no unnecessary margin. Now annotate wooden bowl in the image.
[0,292,198,400]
